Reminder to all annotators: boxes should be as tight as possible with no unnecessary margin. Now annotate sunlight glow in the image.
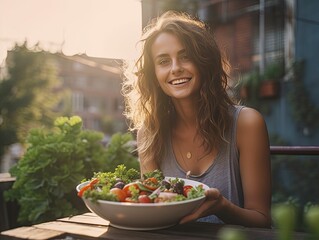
[0,0,142,63]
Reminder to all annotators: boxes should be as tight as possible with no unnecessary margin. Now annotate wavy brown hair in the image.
[122,11,236,166]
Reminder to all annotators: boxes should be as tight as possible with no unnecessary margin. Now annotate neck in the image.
[172,98,197,129]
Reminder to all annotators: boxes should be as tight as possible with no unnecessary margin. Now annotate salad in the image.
[78,165,205,203]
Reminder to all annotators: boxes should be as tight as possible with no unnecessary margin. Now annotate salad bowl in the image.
[76,177,209,230]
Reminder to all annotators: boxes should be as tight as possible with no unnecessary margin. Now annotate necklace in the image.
[186,151,192,159]
[176,142,191,171]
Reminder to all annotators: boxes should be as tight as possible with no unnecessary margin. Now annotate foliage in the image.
[271,202,319,239]
[288,61,319,132]
[104,132,139,171]
[238,70,260,105]
[263,61,285,81]
[272,203,297,239]
[4,116,139,225]
[237,61,284,114]
[271,155,319,231]
[0,42,63,158]
[100,116,115,135]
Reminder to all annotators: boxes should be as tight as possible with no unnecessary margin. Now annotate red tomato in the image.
[110,188,127,202]
[138,195,152,203]
[142,177,159,190]
[183,185,193,197]
[123,183,139,197]
[139,191,150,196]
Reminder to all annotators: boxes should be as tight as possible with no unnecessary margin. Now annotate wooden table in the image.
[1,212,310,240]
[0,173,16,231]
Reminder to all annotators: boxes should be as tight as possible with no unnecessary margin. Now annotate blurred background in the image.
[0,0,318,229]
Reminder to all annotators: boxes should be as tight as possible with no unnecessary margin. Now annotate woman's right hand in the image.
[179,188,225,224]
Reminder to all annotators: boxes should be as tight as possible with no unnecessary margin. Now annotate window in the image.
[72,92,84,111]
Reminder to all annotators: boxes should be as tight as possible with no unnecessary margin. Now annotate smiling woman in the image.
[0,0,142,63]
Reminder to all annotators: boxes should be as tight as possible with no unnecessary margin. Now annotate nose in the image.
[171,59,183,74]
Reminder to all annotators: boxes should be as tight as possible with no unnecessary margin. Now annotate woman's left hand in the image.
[179,188,224,224]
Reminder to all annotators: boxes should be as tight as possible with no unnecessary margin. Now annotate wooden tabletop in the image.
[0,173,16,184]
[1,212,310,240]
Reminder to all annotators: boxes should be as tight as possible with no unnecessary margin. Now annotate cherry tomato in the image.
[123,183,139,197]
[183,185,193,197]
[139,191,150,196]
[138,195,152,203]
[110,188,127,202]
[142,177,159,190]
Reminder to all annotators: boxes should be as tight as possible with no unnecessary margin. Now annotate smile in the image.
[169,78,191,85]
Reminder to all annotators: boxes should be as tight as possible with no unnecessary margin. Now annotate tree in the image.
[0,42,62,161]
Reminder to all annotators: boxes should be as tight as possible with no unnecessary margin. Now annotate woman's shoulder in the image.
[237,106,267,134]
[238,106,265,121]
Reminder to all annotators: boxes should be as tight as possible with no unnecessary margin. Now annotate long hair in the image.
[122,11,235,166]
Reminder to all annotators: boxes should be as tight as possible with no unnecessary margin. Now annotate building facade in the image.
[54,54,126,133]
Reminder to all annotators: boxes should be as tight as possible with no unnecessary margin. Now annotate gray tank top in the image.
[159,105,244,223]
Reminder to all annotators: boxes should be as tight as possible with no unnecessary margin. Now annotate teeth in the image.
[171,78,190,85]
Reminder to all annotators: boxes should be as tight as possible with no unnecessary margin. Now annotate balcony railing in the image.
[270,146,319,156]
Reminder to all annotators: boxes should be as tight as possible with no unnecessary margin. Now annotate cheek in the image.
[157,80,167,91]
[154,68,166,82]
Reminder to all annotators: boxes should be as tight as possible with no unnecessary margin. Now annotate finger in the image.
[179,200,211,224]
[179,212,198,224]
[205,188,221,201]
[180,189,221,224]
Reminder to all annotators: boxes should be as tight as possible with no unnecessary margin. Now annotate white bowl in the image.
[76,177,209,230]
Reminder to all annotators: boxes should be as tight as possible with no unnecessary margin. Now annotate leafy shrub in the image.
[5,116,139,224]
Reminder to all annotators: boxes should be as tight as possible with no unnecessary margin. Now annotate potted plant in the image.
[259,61,284,98]
[239,70,260,100]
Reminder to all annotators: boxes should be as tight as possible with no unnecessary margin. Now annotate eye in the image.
[157,58,170,65]
[180,54,190,61]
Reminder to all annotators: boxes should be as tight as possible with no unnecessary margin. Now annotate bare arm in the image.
[180,107,272,228]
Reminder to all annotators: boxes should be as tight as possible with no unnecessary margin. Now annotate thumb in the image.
[205,188,221,201]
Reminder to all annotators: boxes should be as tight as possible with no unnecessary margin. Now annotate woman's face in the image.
[151,32,201,100]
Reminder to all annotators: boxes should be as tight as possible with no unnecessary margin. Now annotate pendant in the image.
[186,151,192,159]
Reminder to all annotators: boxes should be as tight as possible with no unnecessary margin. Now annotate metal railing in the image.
[270,146,319,155]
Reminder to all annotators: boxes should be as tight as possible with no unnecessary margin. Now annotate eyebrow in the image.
[153,49,187,60]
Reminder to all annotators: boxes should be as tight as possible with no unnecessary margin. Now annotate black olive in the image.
[173,182,183,194]
[115,178,123,183]
[113,181,125,189]
[161,180,171,190]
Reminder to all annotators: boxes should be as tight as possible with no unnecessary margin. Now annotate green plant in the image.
[238,70,260,103]
[263,61,285,81]
[0,42,63,160]
[288,61,319,133]
[218,227,247,240]
[305,205,319,239]
[4,116,139,225]
[104,132,139,171]
[272,203,297,240]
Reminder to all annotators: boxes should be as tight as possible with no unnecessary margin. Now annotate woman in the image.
[122,11,271,228]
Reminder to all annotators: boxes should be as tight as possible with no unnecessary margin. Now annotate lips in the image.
[169,78,191,85]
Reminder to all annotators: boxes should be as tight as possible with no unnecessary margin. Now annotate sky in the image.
[0,0,142,64]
